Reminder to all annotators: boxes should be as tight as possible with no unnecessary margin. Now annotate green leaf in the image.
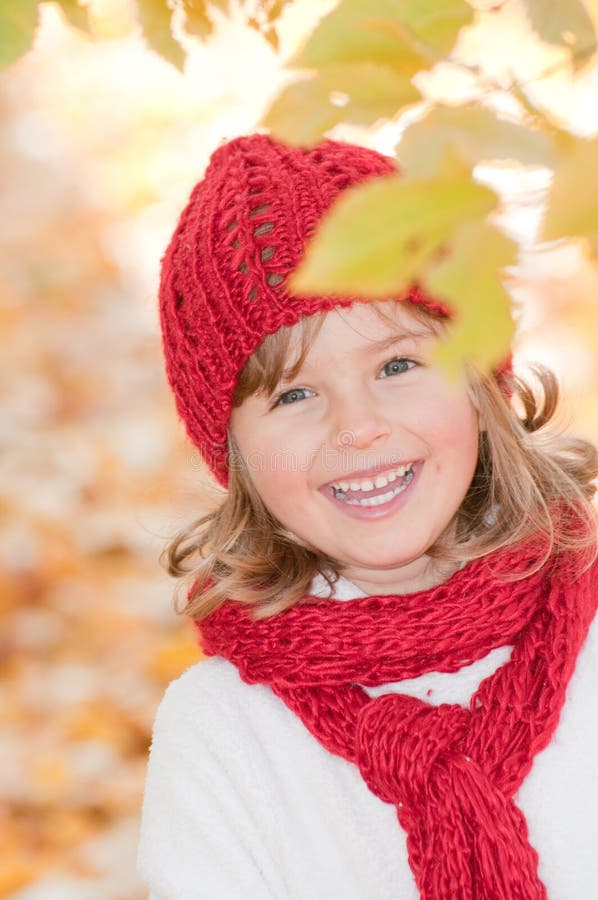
[293,0,473,76]
[423,221,516,384]
[181,0,214,38]
[397,104,556,176]
[289,151,498,297]
[0,0,38,69]
[541,133,598,258]
[54,0,92,34]
[523,0,597,71]
[137,0,185,71]
[264,62,420,145]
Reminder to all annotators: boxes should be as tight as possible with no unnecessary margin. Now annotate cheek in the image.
[249,455,309,511]
[249,467,314,539]
[446,407,480,477]
[422,395,479,467]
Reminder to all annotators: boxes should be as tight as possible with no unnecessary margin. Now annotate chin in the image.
[346,552,421,572]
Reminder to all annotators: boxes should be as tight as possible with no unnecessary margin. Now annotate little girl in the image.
[138,133,598,899]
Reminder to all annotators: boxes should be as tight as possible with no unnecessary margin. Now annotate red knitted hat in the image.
[159,133,510,488]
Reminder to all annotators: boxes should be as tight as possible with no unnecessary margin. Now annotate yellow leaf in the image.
[293,0,473,74]
[423,221,517,384]
[523,0,597,71]
[54,0,92,34]
[30,755,71,800]
[264,76,337,146]
[263,25,280,51]
[137,0,186,71]
[289,152,498,297]
[541,133,598,259]
[66,701,134,753]
[0,855,35,896]
[397,103,555,177]
[263,0,289,25]
[181,0,214,38]
[206,0,230,15]
[397,0,475,55]
[264,62,420,145]
[0,0,38,69]
[149,629,203,681]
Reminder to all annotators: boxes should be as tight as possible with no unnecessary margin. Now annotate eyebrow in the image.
[368,332,421,351]
[280,331,424,382]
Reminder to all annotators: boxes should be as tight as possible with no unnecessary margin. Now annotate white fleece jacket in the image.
[138,573,598,899]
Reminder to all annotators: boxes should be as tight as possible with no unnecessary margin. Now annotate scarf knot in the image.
[355,693,548,897]
[355,694,469,807]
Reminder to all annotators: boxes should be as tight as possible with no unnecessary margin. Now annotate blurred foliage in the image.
[0,0,293,68]
[0,30,207,896]
[1,2,597,380]
[266,0,598,382]
[525,0,596,67]
[289,151,517,382]
[1,0,596,74]
[542,131,598,255]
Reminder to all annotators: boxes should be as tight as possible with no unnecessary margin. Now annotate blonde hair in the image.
[161,300,598,622]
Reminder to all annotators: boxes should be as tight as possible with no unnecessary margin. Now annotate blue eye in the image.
[272,357,416,407]
[380,357,416,378]
[273,387,313,406]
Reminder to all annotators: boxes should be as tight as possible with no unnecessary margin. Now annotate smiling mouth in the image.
[330,462,415,507]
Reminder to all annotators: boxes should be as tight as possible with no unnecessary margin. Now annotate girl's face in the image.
[229,301,480,595]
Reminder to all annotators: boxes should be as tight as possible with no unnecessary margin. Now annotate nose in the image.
[330,393,391,451]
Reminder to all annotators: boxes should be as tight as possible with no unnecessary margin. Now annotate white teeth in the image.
[351,484,404,506]
[331,464,415,507]
[345,475,412,506]
[331,463,412,493]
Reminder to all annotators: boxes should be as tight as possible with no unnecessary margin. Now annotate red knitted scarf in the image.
[195,524,598,899]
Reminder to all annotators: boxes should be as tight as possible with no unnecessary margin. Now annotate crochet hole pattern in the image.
[249,203,270,218]
[253,221,275,236]
[228,200,285,297]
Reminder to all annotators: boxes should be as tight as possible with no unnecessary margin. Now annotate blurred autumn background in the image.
[1,0,598,897]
